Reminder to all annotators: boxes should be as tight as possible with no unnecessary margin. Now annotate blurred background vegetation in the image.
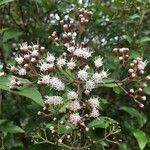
[0,0,150,149]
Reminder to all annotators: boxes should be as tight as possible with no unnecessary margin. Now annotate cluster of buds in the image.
[127,58,149,107]
[128,58,148,78]
[113,47,129,63]
[79,8,93,25]
[114,48,149,107]
[9,43,47,77]
[48,8,92,46]
[129,87,147,108]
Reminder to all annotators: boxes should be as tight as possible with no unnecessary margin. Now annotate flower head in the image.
[78,70,88,81]
[88,97,99,108]
[45,96,63,105]
[46,52,55,63]
[57,57,66,67]
[68,100,81,111]
[49,77,65,91]
[90,108,100,118]
[94,56,103,68]
[69,113,81,125]
[67,91,78,100]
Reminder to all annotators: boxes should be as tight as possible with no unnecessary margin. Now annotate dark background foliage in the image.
[0,0,150,149]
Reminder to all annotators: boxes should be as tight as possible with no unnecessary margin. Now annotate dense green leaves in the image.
[0,75,43,106]
[0,0,149,149]
[0,119,24,133]
[3,29,23,42]
[120,106,146,128]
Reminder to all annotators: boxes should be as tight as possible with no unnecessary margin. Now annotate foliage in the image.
[0,0,150,150]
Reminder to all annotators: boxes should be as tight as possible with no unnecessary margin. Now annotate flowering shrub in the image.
[0,1,150,150]
[1,7,148,149]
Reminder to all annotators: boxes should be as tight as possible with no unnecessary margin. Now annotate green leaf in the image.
[0,0,14,6]
[57,125,73,134]
[0,119,7,125]
[119,143,130,150]
[87,117,107,128]
[144,86,150,95]
[0,121,24,133]
[87,117,118,128]
[0,75,43,106]
[120,106,146,128]
[139,37,150,43]
[133,129,147,150]
[129,50,142,59]
[129,14,140,20]
[3,29,23,42]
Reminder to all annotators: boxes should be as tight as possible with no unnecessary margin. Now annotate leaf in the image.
[119,143,130,150]
[57,125,73,134]
[144,86,150,95]
[120,106,146,128]
[0,75,43,106]
[0,119,7,125]
[129,50,142,59]
[87,116,118,128]
[3,29,23,42]
[0,121,24,133]
[129,14,140,20]
[133,129,147,150]
[87,117,107,128]
[0,0,14,6]
[126,36,133,44]
[139,37,150,43]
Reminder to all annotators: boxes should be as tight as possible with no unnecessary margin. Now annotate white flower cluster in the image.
[88,97,100,118]
[69,113,81,125]
[45,96,63,105]
[10,9,109,133]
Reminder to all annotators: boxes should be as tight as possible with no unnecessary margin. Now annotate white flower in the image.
[94,56,103,68]
[68,100,81,111]
[93,73,102,83]
[73,47,92,59]
[88,97,99,108]
[38,75,51,84]
[78,70,88,81]
[31,50,39,56]
[24,54,30,60]
[67,46,75,53]
[69,113,81,125]
[57,57,66,67]
[85,80,95,91]
[137,59,148,70]
[90,108,100,118]
[46,52,55,63]
[67,60,76,70]
[49,77,65,91]
[58,139,62,143]
[40,62,54,72]
[45,96,63,105]
[67,91,78,100]
[100,70,108,78]
[18,68,26,76]
[15,56,24,65]
[19,42,28,52]
[33,44,39,50]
